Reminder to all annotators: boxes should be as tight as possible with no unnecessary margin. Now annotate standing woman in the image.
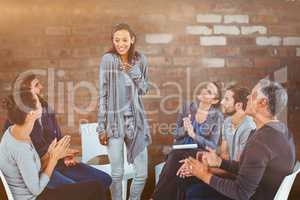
[97,23,151,200]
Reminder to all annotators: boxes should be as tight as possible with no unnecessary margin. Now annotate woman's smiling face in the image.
[112,29,135,56]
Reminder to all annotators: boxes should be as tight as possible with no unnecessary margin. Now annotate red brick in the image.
[251,15,280,24]
[227,37,255,46]
[268,25,300,36]
[254,58,281,68]
[148,56,172,66]
[241,47,270,57]
[227,58,254,68]
[211,47,240,57]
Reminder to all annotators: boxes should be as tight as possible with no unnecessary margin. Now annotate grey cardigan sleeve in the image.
[127,54,149,95]
[15,149,49,195]
[97,54,110,134]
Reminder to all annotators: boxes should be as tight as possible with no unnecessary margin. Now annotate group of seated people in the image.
[151,80,296,200]
[0,73,296,200]
[0,74,112,200]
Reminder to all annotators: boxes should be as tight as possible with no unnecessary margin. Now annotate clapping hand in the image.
[64,149,80,167]
[48,136,71,161]
[183,114,196,139]
[121,62,132,72]
[202,147,222,168]
[177,156,211,183]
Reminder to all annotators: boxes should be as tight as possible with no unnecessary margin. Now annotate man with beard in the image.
[219,84,256,161]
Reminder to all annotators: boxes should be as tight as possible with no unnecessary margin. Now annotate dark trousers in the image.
[184,180,232,200]
[37,180,106,200]
[152,149,199,200]
[47,162,112,190]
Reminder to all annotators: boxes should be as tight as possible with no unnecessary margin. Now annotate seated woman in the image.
[151,82,223,200]
[0,91,106,200]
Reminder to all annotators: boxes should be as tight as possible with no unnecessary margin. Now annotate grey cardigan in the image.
[97,52,151,163]
[173,101,224,149]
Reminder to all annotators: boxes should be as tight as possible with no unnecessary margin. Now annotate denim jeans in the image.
[47,162,112,190]
[107,137,148,200]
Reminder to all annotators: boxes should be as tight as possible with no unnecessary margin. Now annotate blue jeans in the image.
[47,162,112,190]
[108,137,148,200]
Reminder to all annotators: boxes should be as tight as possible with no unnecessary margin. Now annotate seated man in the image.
[4,73,112,189]
[183,84,256,199]
[178,79,296,200]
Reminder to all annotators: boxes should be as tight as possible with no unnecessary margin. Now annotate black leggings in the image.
[37,180,106,200]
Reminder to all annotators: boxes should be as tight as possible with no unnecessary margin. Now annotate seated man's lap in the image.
[186,181,231,200]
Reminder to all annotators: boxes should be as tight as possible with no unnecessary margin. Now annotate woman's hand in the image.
[122,62,132,72]
[49,136,71,161]
[98,132,108,146]
[183,115,196,139]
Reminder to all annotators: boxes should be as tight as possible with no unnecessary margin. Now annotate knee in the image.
[135,170,148,181]
[111,167,124,180]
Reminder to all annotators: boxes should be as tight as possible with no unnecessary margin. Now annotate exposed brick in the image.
[145,34,173,44]
[71,25,102,35]
[200,36,226,46]
[241,26,267,35]
[268,48,296,57]
[148,56,172,66]
[251,15,280,24]
[174,35,200,45]
[196,14,222,23]
[45,26,71,36]
[28,59,59,68]
[268,25,300,36]
[47,48,72,58]
[173,56,200,66]
[201,58,225,68]
[283,37,300,46]
[210,47,240,57]
[256,37,281,46]
[214,25,240,35]
[142,45,163,55]
[186,25,212,35]
[254,58,281,68]
[227,37,255,46]
[241,47,270,57]
[224,15,249,24]
[227,58,253,68]
[297,48,300,57]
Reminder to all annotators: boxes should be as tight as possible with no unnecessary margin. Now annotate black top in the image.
[210,121,296,200]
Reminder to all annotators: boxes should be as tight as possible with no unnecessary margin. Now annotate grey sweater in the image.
[223,116,256,161]
[0,127,49,200]
[97,52,151,163]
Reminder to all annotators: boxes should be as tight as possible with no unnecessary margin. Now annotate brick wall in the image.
[0,0,300,199]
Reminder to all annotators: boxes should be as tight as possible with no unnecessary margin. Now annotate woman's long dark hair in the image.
[106,23,139,64]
